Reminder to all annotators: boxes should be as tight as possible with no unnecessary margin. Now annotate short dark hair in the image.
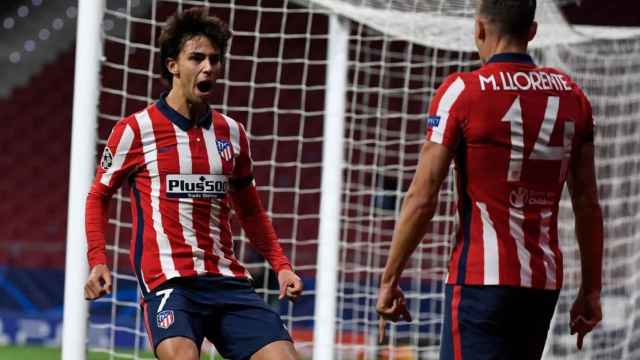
[478,0,536,39]
[158,7,231,83]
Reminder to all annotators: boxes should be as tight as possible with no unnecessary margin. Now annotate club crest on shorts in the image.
[216,139,233,162]
[100,147,113,170]
[156,310,175,329]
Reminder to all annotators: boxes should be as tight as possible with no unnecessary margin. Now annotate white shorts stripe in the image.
[509,208,532,287]
[476,202,499,285]
[431,77,465,144]
[135,110,179,282]
[173,124,206,275]
[100,124,135,186]
[221,114,241,156]
[538,209,557,289]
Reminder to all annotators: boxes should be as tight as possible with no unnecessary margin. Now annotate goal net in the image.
[85,0,640,359]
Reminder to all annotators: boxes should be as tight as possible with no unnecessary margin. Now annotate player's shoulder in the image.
[126,102,162,125]
[438,72,470,91]
[215,110,248,133]
[541,67,588,99]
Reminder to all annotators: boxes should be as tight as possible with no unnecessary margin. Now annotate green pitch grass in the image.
[0,346,225,359]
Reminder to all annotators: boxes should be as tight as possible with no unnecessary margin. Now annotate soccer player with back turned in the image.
[376,1,603,359]
[83,8,303,360]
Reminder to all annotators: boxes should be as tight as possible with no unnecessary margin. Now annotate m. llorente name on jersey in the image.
[479,71,572,92]
[166,174,229,198]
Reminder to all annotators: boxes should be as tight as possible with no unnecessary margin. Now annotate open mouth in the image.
[196,81,213,93]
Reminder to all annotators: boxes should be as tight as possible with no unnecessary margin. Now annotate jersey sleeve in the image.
[93,119,141,192]
[85,118,142,268]
[425,74,467,150]
[230,122,254,189]
[577,89,596,145]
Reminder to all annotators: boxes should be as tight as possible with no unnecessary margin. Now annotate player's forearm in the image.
[241,211,292,272]
[231,185,292,272]
[85,188,111,268]
[574,202,604,294]
[381,190,437,287]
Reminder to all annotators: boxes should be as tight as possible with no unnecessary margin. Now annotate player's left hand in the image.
[376,284,412,344]
[277,269,303,302]
[570,289,602,350]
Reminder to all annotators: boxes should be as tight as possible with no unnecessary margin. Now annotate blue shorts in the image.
[141,276,292,360]
[440,284,559,360]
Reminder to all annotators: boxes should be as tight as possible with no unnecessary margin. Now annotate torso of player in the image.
[113,96,252,294]
[427,53,593,290]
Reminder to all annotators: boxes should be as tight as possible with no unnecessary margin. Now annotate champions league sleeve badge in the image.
[156,310,175,329]
[100,147,114,170]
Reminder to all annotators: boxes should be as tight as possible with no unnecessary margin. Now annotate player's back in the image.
[427,53,594,290]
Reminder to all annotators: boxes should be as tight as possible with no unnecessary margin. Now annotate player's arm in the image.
[230,122,302,301]
[84,120,140,300]
[377,142,453,297]
[230,182,303,301]
[377,142,453,342]
[566,141,603,349]
[566,93,603,349]
[377,74,464,342]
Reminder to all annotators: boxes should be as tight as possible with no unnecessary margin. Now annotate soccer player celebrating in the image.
[376,1,603,359]
[83,8,302,360]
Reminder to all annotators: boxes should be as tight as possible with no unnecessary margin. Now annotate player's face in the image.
[169,35,222,104]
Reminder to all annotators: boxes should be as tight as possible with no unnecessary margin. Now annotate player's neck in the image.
[484,36,528,61]
[165,88,210,122]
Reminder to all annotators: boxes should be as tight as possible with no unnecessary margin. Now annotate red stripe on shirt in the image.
[151,109,195,278]
[464,206,485,284]
[524,211,547,289]
[190,127,219,275]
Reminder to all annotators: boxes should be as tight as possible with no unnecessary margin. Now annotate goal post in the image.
[313,13,350,360]
[62,0,105,359]
[63,1,640,359]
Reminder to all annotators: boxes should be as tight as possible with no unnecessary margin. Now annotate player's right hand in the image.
[570,289,602,350]
[84,264,112,300]
[376,284,412,344]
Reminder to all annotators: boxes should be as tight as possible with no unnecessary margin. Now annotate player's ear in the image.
[527,21,538,42]
[475,17,486,43]
[166,57,179,77]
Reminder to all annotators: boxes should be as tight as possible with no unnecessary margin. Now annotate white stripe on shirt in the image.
[221,114,241,157]
[538,209,557,289]
[201,127,234,277]
[431,77,465,144]
[477,202,500,285]
[173,124,206,275]
[509,207,532,287]
[135,110,179,283]
[100,124,135,186]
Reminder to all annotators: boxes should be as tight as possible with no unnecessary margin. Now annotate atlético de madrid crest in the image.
[216,140,233,162]
[100,147,113,170]
[156,310,174,329]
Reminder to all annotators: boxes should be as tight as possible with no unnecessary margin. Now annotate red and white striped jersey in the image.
[86,94,291,294]
[426,53,595,290]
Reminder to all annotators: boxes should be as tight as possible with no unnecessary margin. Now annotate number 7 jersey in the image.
[426,53,595,290]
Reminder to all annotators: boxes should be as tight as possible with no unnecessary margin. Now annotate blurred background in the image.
[0,0,639,359]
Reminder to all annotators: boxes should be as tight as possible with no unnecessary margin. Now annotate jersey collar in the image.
[486,52,535,65]
[156,92,213,131]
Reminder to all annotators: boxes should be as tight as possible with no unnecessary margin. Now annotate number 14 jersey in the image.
[426,53,595,290]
